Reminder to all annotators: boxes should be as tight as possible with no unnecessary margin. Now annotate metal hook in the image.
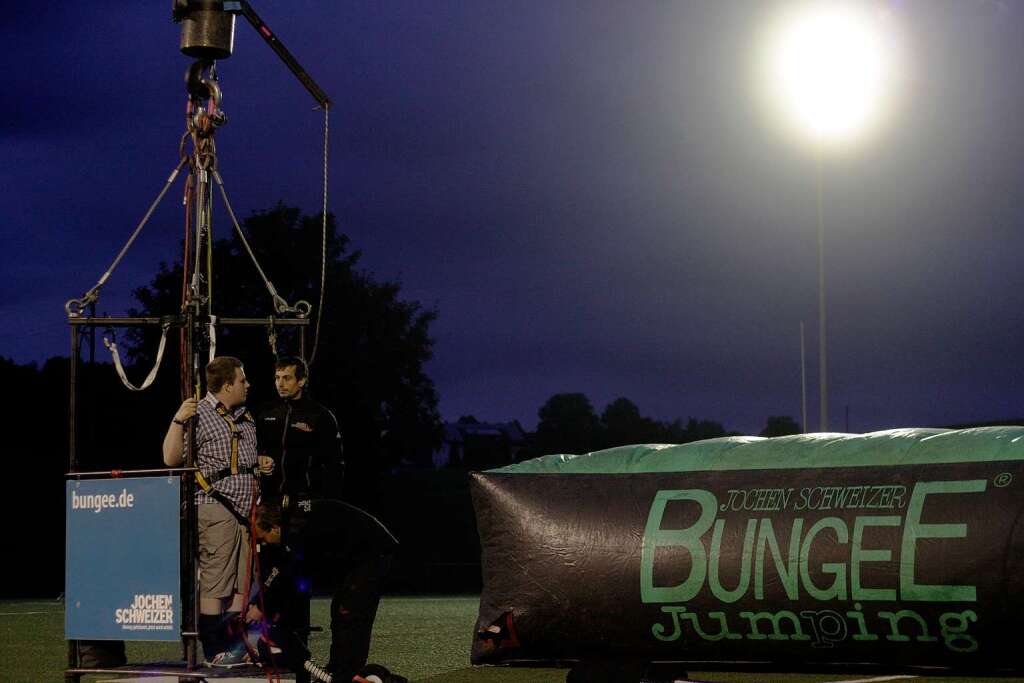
[271,296,312,318]
[185,60,214,100]
[65,298,85,318]
[65,289,99,318]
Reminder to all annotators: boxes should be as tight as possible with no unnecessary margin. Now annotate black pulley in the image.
[176,0,235,60]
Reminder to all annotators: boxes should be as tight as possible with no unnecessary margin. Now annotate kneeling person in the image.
[249,500,402,682]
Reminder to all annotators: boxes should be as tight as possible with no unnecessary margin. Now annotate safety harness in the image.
[194,403,258,527]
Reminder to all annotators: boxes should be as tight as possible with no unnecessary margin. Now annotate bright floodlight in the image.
[759,2,901,149]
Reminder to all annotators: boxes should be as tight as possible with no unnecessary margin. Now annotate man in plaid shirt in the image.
[163,356,273,661]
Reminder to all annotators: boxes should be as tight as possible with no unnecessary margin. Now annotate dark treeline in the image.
[532,392,801,457]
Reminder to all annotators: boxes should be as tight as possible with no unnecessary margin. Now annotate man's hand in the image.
[173,398,199,424]
[246,604,264,624]
[163,398,199,466]
[258,455,275,475]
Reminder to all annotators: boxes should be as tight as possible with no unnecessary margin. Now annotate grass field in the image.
[3,597,1024,683]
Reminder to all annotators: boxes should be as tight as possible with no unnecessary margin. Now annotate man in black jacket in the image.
[257,356,344,505]
[255,356,345,672]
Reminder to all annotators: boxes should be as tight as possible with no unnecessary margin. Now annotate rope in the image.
[180,171,194,395]
[267,318,279,357]
[207,177,214,312]
[308,104,330,369]
[103,322,171,391]
[65,157,188,317]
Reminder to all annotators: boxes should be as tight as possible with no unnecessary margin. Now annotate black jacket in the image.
[256,394,344,501]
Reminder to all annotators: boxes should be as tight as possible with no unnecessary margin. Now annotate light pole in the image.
[800,321,807,433]
[758,1,901,432]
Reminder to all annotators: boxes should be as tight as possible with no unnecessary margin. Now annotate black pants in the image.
[285,499,399,679]
[325,550,394,679]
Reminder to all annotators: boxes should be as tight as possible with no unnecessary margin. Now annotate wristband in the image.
[172,418,187,426]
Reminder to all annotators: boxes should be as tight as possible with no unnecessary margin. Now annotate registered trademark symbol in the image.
[994,473,1013,488]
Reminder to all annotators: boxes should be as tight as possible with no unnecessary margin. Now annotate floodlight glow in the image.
[758,2,901,149]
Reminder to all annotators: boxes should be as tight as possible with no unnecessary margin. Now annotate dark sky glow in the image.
[3,1,1023,434]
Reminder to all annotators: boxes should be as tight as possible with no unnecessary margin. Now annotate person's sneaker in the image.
[356,663,408,683]
[209,646,251,668]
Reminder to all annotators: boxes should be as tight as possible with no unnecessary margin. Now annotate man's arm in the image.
[162,398,198,466]
[314,407,345,498]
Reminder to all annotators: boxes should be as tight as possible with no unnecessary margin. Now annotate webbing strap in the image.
[195,469,214,493]
[200,463,259,486]
[103,323,170,391]
[208,315,218,363]
[194,465,253,528]
[214,404,253,477]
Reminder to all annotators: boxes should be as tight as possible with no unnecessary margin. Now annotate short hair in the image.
[275,355,308,381]
[206,356,243,393]
[255,504,282,533]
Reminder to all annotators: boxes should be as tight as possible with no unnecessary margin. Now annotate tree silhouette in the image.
[534,393,740,455]
[535,393,604,455]
[662,417,729,443]
[760,415,801,437]
[601,397,661,448]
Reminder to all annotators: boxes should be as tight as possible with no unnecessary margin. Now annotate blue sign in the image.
[65,476,181,641]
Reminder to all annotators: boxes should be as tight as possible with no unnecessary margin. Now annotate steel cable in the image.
[65,156,188,316]
[211,170,310,317]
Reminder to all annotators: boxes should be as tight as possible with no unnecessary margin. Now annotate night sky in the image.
[3,1,1022,435]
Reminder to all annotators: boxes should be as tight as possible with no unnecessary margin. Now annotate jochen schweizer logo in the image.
[115,594,175,631]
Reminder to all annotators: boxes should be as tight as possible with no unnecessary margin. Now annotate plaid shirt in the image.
[194,393,258,513]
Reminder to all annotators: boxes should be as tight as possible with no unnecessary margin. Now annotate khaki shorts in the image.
[197,503,251,600]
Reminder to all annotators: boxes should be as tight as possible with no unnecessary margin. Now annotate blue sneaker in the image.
[210,622,265,667]
[209,644,251,668]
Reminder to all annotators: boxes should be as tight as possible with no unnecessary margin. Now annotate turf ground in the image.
[3,597,1024,683]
